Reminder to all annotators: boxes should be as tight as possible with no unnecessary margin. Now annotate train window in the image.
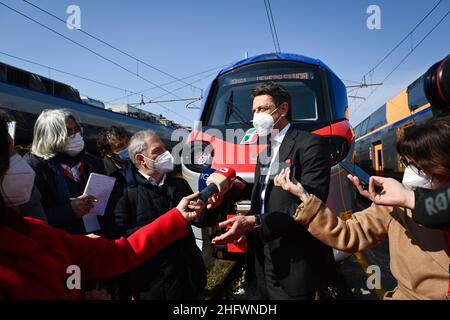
[354,123,361,138]
[407,76,428,111]
[367,104,387,132]
[359,117,370,137]
[0,64,5,82]
[29,74,47,93]
[205,61,325,126]
[6,67,29,87]
[54,82,81,102]
[41,78,54,94]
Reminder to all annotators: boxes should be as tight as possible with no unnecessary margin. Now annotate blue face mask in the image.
[115,148,130,161]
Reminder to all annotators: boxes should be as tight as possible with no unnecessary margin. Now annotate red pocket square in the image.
[284,159,292,164]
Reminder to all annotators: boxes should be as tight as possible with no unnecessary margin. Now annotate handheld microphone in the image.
[194,167,236,227]
[197,167,236,204]
[198,167,216,191]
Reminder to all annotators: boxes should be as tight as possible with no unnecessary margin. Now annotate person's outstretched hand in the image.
[369,176,414,208]
[274,168,310,202]
[176,192,204,222]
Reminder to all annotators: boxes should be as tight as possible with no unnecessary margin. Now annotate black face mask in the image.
[53,147,86,166]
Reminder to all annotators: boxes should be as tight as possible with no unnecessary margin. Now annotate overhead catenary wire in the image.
[0,51,138,93]
[141,70,219,106]
[106,62,232,103]
[21,0,204,93]
[267,0,281,52]
[263,0,281,53]
[0,52,192,122]
[348,0,443,105]
[352,10,450,118]
[0,1,198,105]
[364,0,443,77]
[0,1,196,122]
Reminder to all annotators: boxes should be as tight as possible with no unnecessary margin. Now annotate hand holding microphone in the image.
[194,167,236,226]
[197,167,236,205]
[176,191,203,222]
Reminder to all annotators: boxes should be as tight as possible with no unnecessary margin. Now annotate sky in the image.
[0,0,449,127]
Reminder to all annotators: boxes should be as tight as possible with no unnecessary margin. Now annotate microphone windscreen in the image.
[206,167,236,193]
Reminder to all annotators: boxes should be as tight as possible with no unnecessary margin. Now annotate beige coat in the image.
[294,196,449,300]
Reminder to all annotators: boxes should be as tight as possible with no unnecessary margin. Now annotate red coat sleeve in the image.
[60,208,188,280]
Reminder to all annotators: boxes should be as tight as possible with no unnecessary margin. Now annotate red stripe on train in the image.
[184,119,353,173]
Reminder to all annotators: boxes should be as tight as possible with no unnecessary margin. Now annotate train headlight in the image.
[182,141,214,173]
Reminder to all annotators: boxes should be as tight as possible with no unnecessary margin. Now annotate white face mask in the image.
[64,132,85,156]
[1,154,36,207]
[402,165,433,190]
[142,150,174,174]
[252,107,282,136]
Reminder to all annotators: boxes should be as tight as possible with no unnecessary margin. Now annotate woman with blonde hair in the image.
[24,109,104,234]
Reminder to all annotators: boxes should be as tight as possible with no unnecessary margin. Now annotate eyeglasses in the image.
[400,157,424,175]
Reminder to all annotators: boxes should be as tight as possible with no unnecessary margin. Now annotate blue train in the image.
[0,61,177,154]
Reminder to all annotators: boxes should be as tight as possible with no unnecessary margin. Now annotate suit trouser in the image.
[254,243,316,300]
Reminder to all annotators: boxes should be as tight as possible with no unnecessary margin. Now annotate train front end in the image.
[181,53,355,262]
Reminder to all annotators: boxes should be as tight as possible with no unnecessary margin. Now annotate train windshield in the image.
[206,61,326,126]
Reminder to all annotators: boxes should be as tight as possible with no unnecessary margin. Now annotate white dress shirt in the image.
[260,123,291,214]
[138,171,167,187]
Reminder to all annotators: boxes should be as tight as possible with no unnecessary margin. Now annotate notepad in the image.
[82,173,116,216]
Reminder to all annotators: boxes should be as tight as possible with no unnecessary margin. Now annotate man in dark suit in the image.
[212,82,335,300]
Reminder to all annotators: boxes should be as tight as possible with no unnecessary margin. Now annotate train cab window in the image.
[407,76,428,111]
[205,61,326,126]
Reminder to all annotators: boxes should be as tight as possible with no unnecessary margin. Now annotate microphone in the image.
[197,167,236,204]
[194,167,236,227]
[198,167,216,191]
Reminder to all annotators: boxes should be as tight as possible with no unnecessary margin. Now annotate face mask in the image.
[252,107,282,136]
[0,154,36,207]
[402,165,433,190]
[115,148,130,161]
[142,150,174,174]
[64,132,85,156]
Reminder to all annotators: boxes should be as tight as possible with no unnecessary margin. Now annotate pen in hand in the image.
[69,197,98,202]
[69,195,98,218]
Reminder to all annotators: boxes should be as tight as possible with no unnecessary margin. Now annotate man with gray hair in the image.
[111,130,211,299]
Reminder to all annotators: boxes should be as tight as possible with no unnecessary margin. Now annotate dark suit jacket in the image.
[110,172,207,299]
[247,126,336,297]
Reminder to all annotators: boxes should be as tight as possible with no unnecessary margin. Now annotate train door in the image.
[374,143,383,173]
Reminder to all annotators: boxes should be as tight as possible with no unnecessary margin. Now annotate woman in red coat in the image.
[0,111,202,299]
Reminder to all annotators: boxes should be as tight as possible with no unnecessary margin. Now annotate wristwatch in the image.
[253,215,262,229]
